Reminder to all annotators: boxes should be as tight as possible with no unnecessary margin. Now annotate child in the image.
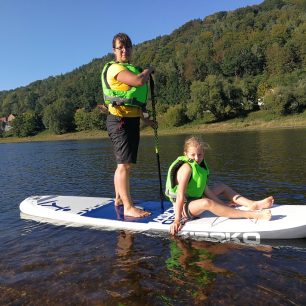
[165,136,273,235]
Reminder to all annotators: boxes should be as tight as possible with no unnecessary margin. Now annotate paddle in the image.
[149,75,164,211]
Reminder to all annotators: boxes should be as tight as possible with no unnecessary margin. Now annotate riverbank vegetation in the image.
[1,0,305,139]
[1,109,306,144]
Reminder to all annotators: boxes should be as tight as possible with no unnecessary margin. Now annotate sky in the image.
[0,0,264,91]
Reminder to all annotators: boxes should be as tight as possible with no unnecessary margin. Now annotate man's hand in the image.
[142,117,157,129]
[96,104,108,113]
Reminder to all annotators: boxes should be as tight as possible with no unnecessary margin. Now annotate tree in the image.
[90,107,107,130]
[11,112,43,137]
[265,42,295,75]
[43,99,75,134]
[188,75,248,121]
[221,47,263,77]
[74,109,92,131]
[155,60,189,105]
[294,78,306,111]
[74,108,106,131]
[189,76,229,120]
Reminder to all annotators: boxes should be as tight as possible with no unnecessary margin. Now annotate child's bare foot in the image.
[255,209,272,221]
[124,206,151,218]
[250,196,274,210]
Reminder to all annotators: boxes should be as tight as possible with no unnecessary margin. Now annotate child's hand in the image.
[170,220,182,235]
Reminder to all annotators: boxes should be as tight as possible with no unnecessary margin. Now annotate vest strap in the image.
[104,96,145,108]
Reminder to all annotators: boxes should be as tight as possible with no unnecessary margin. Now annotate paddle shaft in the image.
[149,75,164,211]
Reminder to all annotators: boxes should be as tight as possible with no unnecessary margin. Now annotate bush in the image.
[262,86,300,115]
[74,108,106,131]
[161,104,188,127]
[74,109,92,131]
[294,78,306,111]
[155,101,169,115]
[11,112,44,137]
[90,107,107,130]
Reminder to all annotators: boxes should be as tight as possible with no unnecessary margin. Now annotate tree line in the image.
[0,0,305,137]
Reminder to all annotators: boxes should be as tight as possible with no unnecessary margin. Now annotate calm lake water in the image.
[1,129,306,305]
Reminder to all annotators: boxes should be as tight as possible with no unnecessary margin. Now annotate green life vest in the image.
[101,61,148,109]
[165,156,209,202]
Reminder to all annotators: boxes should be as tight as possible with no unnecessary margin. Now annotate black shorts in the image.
[183,200,196,220]
[106,114,140,164]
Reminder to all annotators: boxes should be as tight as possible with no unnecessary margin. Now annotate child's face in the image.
[184,145,204,164]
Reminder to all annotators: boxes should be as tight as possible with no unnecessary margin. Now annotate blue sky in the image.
[0,0,263,91]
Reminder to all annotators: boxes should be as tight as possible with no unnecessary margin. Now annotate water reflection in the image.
[163,238,283,304]
[165,238,227,303]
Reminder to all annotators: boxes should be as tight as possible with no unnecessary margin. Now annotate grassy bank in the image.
[1,111,306,144]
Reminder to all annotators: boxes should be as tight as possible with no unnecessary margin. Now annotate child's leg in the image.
[210,182,274,210]
[188,198,271,220]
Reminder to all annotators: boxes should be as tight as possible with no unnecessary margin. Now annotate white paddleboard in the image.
[19,195,306,243]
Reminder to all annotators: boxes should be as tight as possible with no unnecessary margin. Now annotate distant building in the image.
[257,98,264,107]
[7,114,16,122]
[0,117,7,131]
[0,114,16,132]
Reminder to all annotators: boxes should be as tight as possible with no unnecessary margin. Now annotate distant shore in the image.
[1,113,306,144]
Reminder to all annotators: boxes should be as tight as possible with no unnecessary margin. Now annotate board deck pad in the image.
[78,201,172,223]
[33,195,173,223]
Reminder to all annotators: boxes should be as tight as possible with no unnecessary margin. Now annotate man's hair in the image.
[112,33,132,49]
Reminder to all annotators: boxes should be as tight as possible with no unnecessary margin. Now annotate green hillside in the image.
[1,0,305,137]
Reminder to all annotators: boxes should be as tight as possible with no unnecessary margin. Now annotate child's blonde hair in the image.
[183,136,210,153]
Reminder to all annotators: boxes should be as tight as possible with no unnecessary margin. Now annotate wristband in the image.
[143,112,149,119]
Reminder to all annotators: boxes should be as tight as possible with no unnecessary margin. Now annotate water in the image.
[1,129,306,305]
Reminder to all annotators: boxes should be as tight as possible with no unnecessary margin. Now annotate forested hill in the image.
[1,0,305,135]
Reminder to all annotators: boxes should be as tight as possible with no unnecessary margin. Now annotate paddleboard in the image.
[19,195,306,243]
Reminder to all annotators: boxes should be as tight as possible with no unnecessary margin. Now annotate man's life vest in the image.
[165,156,210,202]
[101,61,148,109]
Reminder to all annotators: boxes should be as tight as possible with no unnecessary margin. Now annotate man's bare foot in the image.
[255,209,272,221]
[115,199,141,206]
[249,196,274,210]
[124,206,151,218]
[115,198,123,206]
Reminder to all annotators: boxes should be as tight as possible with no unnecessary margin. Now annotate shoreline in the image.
[1,115,306,144]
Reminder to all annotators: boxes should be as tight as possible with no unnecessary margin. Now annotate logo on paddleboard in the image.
[153,207,175,224]
[38,200,71,212]
[182,231,261,244]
